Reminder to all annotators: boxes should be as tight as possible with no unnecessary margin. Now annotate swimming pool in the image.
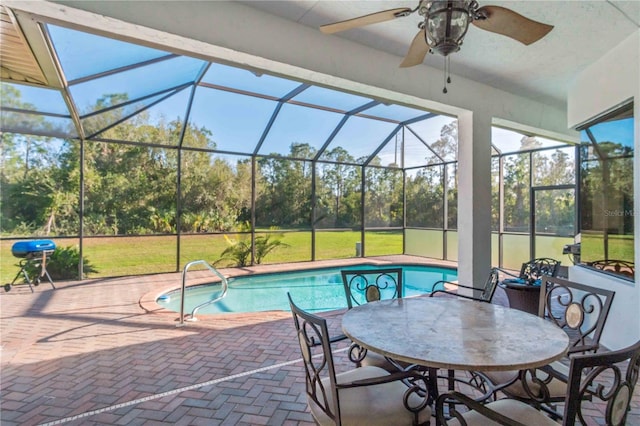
[156,263,457,315]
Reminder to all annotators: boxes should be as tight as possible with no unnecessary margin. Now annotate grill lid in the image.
[11,240,56,258]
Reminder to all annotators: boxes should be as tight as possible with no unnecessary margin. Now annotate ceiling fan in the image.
[320,1,553,91]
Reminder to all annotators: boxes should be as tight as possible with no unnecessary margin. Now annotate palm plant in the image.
[216,233,288,267]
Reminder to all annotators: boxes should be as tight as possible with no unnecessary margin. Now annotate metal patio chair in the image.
[340,268,407,372]
[437,339,640,425]
[288,293,432,426]
[480,275,616,418]
[429,268,500,303]
[499,257,562,286]
[341,267,403,308]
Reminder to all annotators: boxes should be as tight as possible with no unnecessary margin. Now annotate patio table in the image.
[342,296,569,371]
[341,296,570,402]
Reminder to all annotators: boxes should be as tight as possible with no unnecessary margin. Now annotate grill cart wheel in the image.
[4,284,11,292]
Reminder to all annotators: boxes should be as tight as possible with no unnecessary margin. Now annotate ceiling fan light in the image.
[424,1,472,56]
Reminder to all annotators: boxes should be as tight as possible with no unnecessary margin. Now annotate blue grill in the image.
[11,240,56,259]
[5,240,57,292]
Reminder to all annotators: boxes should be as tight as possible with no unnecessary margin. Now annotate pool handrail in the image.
[178,260,228,326]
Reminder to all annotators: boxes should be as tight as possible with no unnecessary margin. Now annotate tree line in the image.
[1,86,580,238]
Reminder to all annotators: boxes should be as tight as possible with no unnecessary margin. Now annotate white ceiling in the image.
[239,1,640,107]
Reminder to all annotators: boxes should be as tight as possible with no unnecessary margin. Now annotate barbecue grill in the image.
[6,240,57,292]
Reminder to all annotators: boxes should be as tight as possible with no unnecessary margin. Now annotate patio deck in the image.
[1,255,638,425]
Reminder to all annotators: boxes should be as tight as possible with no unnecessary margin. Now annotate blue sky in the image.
[584,118,635,148]
[2,23,591,167]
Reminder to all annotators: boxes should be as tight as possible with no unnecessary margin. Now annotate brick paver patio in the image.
[1,256,639,425]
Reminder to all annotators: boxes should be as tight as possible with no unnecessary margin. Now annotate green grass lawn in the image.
[580,233,634,263]
[3,231,633,284]
[1,230,403,283]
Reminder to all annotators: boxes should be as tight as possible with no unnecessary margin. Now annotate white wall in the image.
[567,31,640,350]
[568,32,639,129]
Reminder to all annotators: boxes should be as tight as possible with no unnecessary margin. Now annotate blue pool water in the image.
[157,263,457,315]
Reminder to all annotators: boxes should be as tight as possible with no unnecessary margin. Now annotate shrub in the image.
[23,246,98,280]
[254,234,288,264]
[215,233,288,267]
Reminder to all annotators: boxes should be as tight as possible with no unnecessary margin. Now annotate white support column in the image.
[457,111,492,296]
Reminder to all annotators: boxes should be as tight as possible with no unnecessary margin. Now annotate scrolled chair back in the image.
[564,339,640,425]
[341,268,402,309]
[437,339,640,425]
[520,257,561,283]
[539,275,615,353]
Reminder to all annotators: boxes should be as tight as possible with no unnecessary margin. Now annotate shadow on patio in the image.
[1,261,638,425]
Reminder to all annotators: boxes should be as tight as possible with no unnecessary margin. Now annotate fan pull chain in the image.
[443,56,452,94]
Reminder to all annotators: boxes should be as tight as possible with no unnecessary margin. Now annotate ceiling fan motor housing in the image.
[422,0,477,56]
